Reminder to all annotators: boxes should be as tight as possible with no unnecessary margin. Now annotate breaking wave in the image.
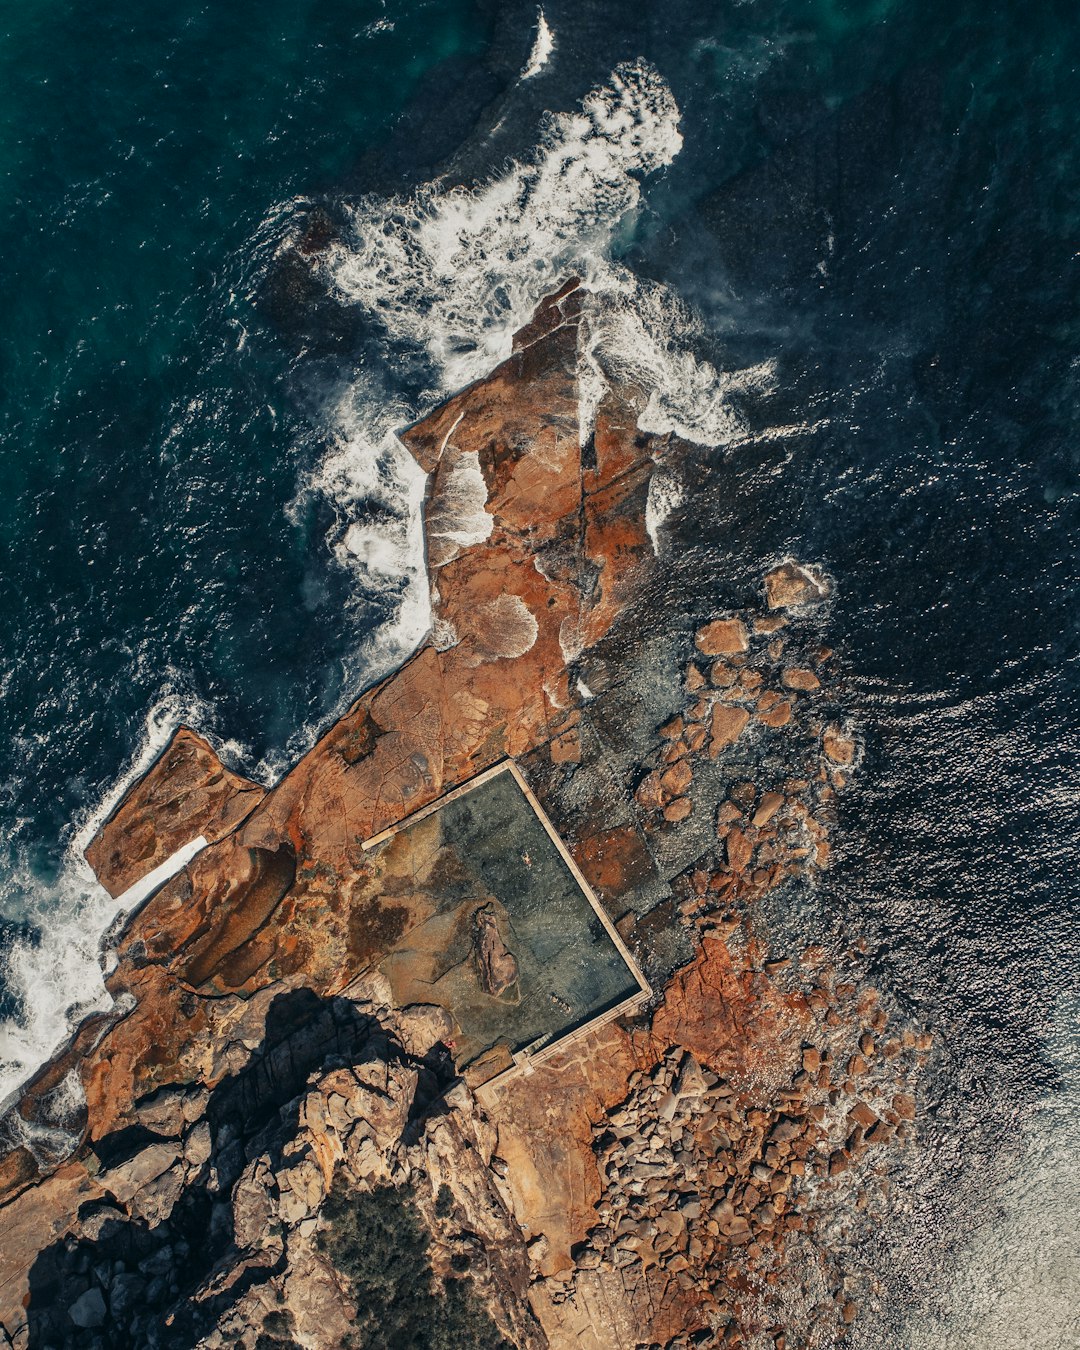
[304,58,776,643]
[0,689,246,1111]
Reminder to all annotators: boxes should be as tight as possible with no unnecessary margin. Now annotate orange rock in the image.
[848,1101,878,1129]
[685,724,708,753]
[660,760,694,798]
[695,618,749,656]
[710,659,736,688]
[823,725,856,765]
[635,770,668,811]
[763,561,828,610]
[664,797,693,823]
[781,668,820,692]
[85,729,265,897]
[751,792,784,827]
[709,705,751,756]
[757,702,792,728]
[726,828,753,873]
[892,1093,917,1121]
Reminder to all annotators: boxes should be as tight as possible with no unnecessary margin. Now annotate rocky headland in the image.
[0,283,930,1350]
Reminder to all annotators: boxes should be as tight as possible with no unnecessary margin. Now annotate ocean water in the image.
[0,1,1077,1344]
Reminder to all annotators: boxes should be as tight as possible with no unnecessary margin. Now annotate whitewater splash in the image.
[521,9,554,81]
[0,691,245,1111]
[307,59,776,610]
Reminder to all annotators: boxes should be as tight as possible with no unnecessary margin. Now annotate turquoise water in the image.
[0,1,1077,1342]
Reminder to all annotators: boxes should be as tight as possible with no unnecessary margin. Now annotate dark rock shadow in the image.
[22,989,457,1350]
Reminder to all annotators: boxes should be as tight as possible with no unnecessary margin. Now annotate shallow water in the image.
[0,1,1076,1342]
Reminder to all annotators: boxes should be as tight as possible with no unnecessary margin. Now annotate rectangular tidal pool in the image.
[360,763,647,1080]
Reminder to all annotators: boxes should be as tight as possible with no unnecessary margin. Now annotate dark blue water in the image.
[1,1,1076,1342]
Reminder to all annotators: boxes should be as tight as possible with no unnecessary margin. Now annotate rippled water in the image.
[0,1,1076,1343]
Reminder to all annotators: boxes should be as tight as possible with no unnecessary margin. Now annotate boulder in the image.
[725,829,752,874]
[68,1287,107,1329]
[99,1142,181,1205]
[781,668,820,692]
[130,1162,185,1228]
[660,760,693,797]
[763,562,828,610]
[751,792,784,827]
[823,725,856,765]
[397,1004,454,1058]
[709,705,750,756]
[663,797,693,823]
[695,619,748,656]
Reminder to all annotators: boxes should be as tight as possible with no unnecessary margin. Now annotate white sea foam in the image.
[325,60,684,394]
[645,465,686,556]
[522,9,555,80]
[0,690,239,1111]
[310,58,779,651]
[426,449,494,561]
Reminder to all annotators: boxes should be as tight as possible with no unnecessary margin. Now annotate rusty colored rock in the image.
[710,705,751,756]
[781,667,820,692]
[752,792,784,827]
[664,797,693,823]
[726,828,753,873]
[763,562,829,610]
[86,728,265,897]
[823,725,856,765]
[660,759,694,798]
[696,618,749,656]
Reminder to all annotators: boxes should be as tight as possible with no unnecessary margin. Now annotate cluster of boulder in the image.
[545,1009,929,1349]
[634,563,852,840]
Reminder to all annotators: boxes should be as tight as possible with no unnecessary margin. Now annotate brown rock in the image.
[663,797,693,823]
[823,725,856,765]
[635,770,668,811]
[85,729,265,897]
[764,562,829,610]
[710,660,737,688]
[660,760,694,798]
[757,702,792,728]
[709,705,751,756]
[751,792,784,827]
[781,668,820,692]
[892,1093,917,1121]
[726,828,753,873]
[685,724,707,753]
[660,715,685,740]
[695,618,749,656]
[848,1102,878,1129]
[716,801,743,827]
